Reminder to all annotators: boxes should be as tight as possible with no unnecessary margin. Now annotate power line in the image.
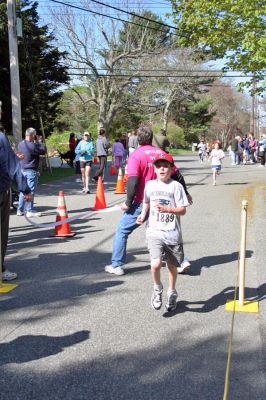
[66,73,258,78]
[48,0,174,35]
[60,66,263,77]
[86,0,176,29]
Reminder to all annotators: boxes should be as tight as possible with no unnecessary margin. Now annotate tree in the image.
[54,87,98,133]
[170,0,266,93]
[50,3,175,131]
[175,95,215,143]
[0,0,69,135]
[208,83,250,147]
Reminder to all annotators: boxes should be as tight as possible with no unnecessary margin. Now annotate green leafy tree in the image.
[0,0,69,135]
[175,96,215,143]
[170,0,266,93]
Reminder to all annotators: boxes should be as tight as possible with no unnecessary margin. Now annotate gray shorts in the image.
[147,236,184,267]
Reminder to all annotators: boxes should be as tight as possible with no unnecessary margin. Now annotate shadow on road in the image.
[163,283,266,318]
[189,250,253,276]
[0,331,89,366]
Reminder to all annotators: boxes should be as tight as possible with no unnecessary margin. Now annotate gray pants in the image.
[0,190,10,273]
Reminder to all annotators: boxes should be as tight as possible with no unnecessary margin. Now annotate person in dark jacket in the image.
[0,128,32,281]
[152,128,170,152]
[93,127,110,182]
[17,127,46,217]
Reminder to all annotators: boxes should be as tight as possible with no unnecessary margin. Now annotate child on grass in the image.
[137,153,189,312]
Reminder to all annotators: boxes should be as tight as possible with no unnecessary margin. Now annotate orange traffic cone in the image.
[93,177,107,210]
[54,191,76,237]
[123,162,128,184]
[115,167,126,194]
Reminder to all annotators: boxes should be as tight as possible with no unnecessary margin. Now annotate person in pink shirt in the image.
[105,125,192,276]
[112,138,125,169]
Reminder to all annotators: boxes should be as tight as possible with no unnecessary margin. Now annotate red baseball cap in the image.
[153,153,175,166]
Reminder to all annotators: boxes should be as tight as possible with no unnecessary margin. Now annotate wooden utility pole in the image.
[7,0,22,146]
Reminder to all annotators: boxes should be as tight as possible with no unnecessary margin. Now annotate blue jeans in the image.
[18,169,38,212]
[231,151,238,164]
[111,202,143,267]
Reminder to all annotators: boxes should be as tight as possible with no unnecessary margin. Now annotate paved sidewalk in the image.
[1,155,265,400]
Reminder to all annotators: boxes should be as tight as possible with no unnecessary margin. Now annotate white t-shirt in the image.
[198,143,207,154]
[143,179,189,244]
[210,149,225,165]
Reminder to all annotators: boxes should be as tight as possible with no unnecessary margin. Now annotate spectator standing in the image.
[104,125,192,276]
[112,139,125,170]
[0,128,32,281]
[242,135,250,164]
[258,134,266,167]
[128,130,138,154]
[17,127,46,217]
[68,132,76,168]
[152,128,170,152]
[137,154,189,312]
[93,128,110,182]
[230,135,240,165]
[248,132,257,163]
[120,133,128,166]
[75,132,94,193]
[74,133,82,181]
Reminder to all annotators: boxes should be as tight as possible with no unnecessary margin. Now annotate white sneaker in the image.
[75,178,82,183]
[165,290,178,312]
[81,187,86,192]
[177,257,191,274]
[151,287,163,310]
[104,265,125,275]
[26,211,41,217]
[2,269,17,281]
[16,210,24,216]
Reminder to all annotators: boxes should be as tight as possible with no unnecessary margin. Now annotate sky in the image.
[35,0,264,126]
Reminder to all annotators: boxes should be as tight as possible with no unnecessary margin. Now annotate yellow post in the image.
[239,200,248,306]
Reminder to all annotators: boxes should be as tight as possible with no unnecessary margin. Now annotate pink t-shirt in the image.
[127,145,166,203]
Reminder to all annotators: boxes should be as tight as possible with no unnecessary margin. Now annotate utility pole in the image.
[7,0,22,146]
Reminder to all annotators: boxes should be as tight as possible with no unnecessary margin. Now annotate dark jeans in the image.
[0,190,10,272]
[94,156,107,180]
[260,150,265,166]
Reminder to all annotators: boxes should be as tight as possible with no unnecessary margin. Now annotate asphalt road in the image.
[1,154,265,400]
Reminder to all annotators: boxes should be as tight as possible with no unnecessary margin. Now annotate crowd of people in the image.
[197,133,266,167]
[2,123,265,312]
[228,133,266,166]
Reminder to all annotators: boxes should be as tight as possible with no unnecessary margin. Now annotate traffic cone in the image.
[115,167,126,194]
[123,162,128,184]
[93,176,107,210]
[54,191,76,237]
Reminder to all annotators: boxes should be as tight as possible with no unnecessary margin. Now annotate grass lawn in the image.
[169,149,192,155]
[39,167,75,184]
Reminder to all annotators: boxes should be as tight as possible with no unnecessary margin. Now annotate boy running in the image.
[137,153,189,312]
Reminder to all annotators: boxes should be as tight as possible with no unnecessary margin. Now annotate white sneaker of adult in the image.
[16,210,24,216]
[104,265,125,275]
[2,269,18,281]
[177,257,191,274]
